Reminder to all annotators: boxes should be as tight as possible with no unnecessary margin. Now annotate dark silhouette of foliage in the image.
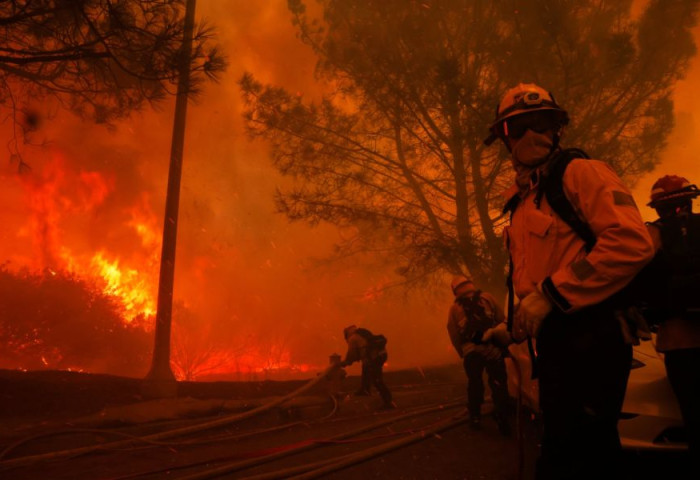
[241,0,698,295]
[0,265,151,376]
[1,0,226,168]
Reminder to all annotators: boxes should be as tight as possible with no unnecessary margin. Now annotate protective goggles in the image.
[485,110,560,145]
[502,111,559,139]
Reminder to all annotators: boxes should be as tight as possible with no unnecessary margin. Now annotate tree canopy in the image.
[1,0,225,163]
[241,0,698,295]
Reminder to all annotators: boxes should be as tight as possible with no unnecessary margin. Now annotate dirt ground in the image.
[0,365,533,479]
[0,366,691,480]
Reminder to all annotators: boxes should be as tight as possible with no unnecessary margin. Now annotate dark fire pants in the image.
[665,347,700,459]
[463,351,510,419]
[535,306,632,480]
[361,352,393,405]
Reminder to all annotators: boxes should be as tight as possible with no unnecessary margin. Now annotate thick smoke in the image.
[0,1,455,378]
[1,1,698,378]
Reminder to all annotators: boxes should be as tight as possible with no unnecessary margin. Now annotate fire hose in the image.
[172,401,466,480]
[237,409,470,480]
[0,363,340,470]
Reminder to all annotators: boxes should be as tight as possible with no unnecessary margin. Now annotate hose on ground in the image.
[285,409,469,480]
[171,401,466,480]
[0,392,341,458]
[0,363,339,470]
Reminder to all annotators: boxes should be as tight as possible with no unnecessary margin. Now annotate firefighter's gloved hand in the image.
[482,323,517,347]
[514,289,552,338]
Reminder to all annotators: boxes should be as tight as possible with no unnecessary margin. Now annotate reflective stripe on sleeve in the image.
[612,190,637,207]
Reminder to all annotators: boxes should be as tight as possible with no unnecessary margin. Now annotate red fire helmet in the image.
[648,175,700,208]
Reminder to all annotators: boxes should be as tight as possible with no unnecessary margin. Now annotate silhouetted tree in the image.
[1,0,225,168]
[241,0,698,295]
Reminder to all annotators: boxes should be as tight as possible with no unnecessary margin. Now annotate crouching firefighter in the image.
[447,275,511,434]
[484,83,655,479]
[340,325,396,410]
[645,175,700,459]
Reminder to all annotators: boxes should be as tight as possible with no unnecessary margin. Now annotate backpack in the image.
[502,149,594,248]
[504,148,649,310]
[644,213,700,320]
[454,290,496,344]
[354,327,388,351]
[503,148,646,375]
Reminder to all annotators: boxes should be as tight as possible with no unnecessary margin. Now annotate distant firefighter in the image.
[339,325,396,410]
[447,275,511,434]
[645,175,700,457]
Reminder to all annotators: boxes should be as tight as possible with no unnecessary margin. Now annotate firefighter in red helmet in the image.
[645,174,700,458]
[486,83,655,479]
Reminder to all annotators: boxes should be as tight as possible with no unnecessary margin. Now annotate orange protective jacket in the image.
[504,158,654,312]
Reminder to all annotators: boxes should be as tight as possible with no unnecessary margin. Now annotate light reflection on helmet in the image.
[484,83,569,146]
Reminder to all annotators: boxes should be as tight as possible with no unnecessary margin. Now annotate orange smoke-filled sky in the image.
[1,1,699,376]
[0,1,454,376]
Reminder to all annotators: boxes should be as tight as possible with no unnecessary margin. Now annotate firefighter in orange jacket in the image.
[484,83,655,479]
[447,275,511,434]
[340,325,395,410]
[646,175,700,459]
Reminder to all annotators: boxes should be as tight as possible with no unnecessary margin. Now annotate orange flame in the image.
[90,251,156,322]
[6,152,323,378]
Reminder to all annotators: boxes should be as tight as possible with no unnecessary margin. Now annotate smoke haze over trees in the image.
[241,0,699,295]
[0,0,225,169]
[2,1,700,377]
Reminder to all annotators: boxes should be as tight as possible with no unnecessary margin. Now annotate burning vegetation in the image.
[1,1,700,381]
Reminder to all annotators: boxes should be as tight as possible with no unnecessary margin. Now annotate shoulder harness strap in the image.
[540,148,596,253]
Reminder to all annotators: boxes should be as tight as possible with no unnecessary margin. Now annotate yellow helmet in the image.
[484,83,569,146]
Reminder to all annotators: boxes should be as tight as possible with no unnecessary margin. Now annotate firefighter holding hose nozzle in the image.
[338,325,396,410]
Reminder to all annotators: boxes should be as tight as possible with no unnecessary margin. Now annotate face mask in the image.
[511,130,554,167]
